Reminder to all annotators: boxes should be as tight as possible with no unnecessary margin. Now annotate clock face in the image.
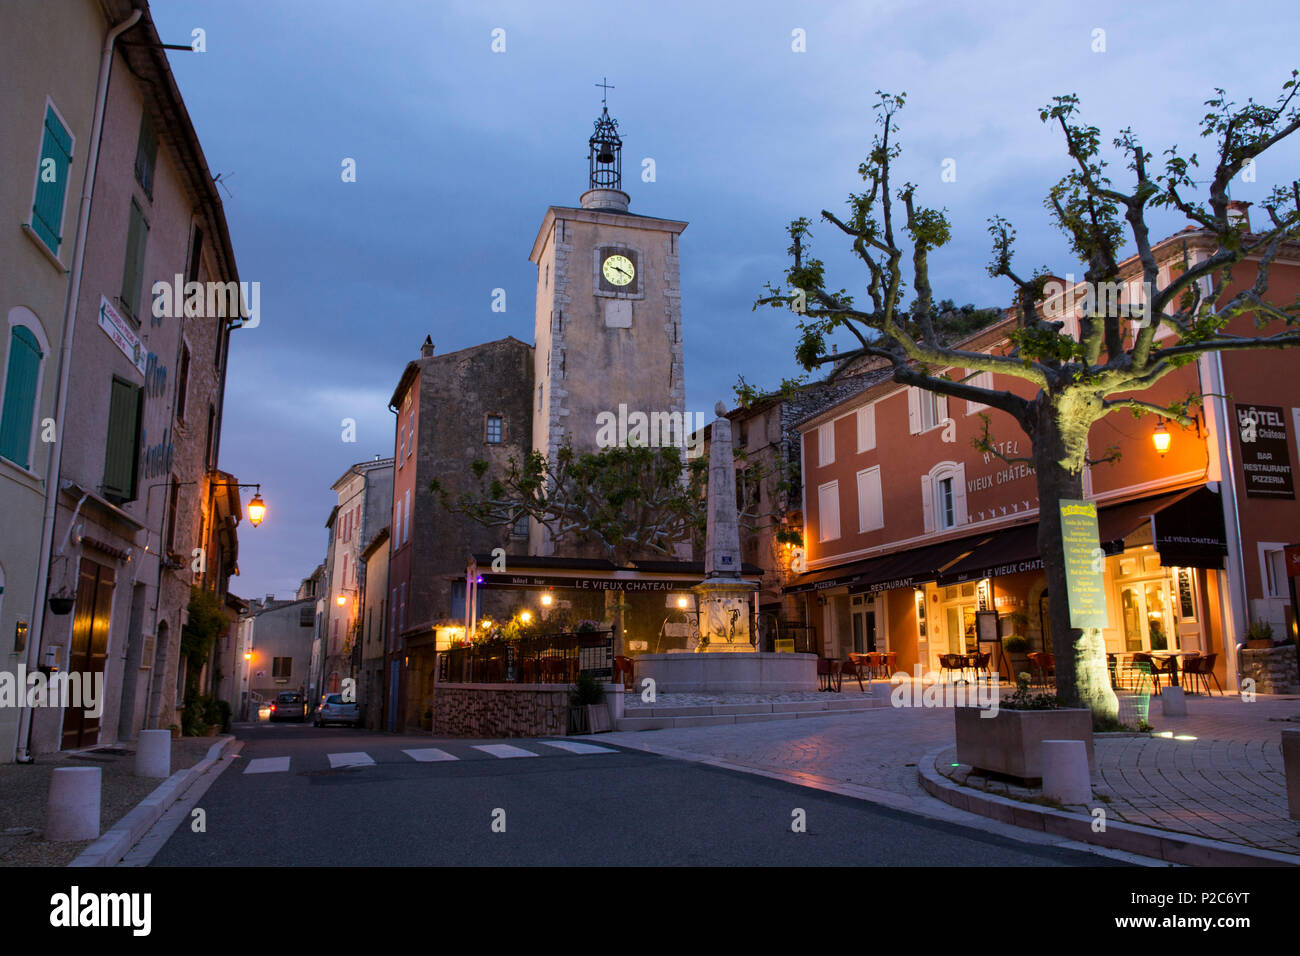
[602,254,635,287]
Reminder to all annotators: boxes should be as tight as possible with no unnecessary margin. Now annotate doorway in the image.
[933,582,977,670]
[62,558,115,750]
[850,593,880,654]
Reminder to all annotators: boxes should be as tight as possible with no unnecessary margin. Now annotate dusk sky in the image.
[148,0,1300,599]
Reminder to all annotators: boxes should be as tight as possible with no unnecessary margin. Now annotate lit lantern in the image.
[247,492,267,527]
[336,595,347,606]
[541,593,553,607]
[677,596,689,609]
[1152,421,1171,457]
[520,611,532,624]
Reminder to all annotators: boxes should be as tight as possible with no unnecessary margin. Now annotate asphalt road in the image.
[148,722,1127,866]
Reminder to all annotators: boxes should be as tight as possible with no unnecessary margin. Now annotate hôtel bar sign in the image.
[1234,403,1295,500]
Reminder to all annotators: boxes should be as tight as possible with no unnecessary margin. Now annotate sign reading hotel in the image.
[1235,403,1295,499]
[98,296,146,377]
[1059,500,1107,629]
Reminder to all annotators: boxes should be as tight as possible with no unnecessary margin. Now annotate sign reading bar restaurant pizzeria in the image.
[98,296,147,377]
[1234,402,1295,499]
[1059,500,1107,629]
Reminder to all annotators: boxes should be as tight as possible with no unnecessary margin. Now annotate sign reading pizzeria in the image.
[1234,403,1295,500]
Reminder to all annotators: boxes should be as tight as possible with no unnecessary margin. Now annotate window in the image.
[0,317,46,469]
[856,405,876,453]
[402,489,411,543]
[856,466,883,532]
[175,344,190,424]
[119,199,149,322]
[407,414,414,457]
[817,480,841,542]
[451,580,466,619]
[965,369,993,415]
[299,605,314,627]
[1263,547,1286,598]
[512,513,529,537]
[205,405,215,468]
[486,415,503,444]
[907,387,947,434]
[921,462,967,533]
[399,582,406,631]
[186,226,204,285]
[394,496,403,548]
[538,384,544,411]
[30,104,73,256]
[134,109,157,198]
[272,657,292,680]
[817,421,834,467]
[399,422,405,459]
[166,479,180,554]
[103,376,143,501]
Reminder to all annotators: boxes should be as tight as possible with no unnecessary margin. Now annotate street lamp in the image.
[1152,420,1171,457]
[247,492,266,527]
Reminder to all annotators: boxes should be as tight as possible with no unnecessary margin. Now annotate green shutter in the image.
[119,200,148,321]
[0,327,44,468]
[103,378,142,500]
[134,111,157,197]
[32,106,73,254]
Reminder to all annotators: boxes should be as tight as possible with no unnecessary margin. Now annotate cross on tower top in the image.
[596,77,615,108]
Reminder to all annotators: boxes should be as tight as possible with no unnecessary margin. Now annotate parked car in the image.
[269,691,308,722]
[314,693,361,728]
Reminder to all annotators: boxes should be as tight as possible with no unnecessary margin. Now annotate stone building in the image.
[320,457,392,695]
[8,1,247,756]
[386,335,534,729]
[238,596,316,709]
[359,527,389,730]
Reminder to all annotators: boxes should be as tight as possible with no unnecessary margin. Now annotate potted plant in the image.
[1244,619,1274,649]
[568,672,610,734]
[954,675,1095,783]
[1003,634,1030,679]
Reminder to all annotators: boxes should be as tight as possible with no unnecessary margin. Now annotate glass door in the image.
[1119,579,1178,652]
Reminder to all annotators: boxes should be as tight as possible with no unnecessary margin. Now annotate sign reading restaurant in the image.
[1234,402,1295,499]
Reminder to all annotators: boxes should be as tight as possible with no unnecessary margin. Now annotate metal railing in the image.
[438,630,614,684]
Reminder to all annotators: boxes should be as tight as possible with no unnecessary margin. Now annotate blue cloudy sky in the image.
[148,0,1300,598]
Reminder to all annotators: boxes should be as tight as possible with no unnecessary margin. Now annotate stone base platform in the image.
[633,651,817,695]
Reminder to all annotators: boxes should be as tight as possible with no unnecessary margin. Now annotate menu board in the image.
[1059,500,1108,629]
[1235,403,1295,499]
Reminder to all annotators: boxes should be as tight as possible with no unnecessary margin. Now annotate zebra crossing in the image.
[242,739,619,774]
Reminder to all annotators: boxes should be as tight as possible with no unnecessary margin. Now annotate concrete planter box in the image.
[954,706,1095,782]
[634,651,817,694]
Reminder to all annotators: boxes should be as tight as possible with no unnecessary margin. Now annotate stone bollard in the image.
[136,729,172,778]
[1041,739,1091,805]
[1283,729,1300,821]
[604,684,625,721]
[45,766,101,842]
[1160,685,1187,718]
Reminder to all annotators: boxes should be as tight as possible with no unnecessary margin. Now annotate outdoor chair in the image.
[1186,653,1223,696]
[1126,653,1160,695]
[973,651,992,683]
[865,651,885,679]
[882,651,897,679]
[1026,651,1055,689]
[842,654,867,692]
[613,655,636,691]
[939,654,966,683]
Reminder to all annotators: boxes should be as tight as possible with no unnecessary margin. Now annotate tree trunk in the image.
[1032,403,1119,722]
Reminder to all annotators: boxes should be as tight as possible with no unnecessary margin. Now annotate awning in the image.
[787,484,1229,595]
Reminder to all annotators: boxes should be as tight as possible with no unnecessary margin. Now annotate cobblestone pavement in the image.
[604,690,1300,855]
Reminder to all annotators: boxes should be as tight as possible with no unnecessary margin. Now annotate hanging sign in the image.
[1235,403,1295,499]
[1059,500,1108,629]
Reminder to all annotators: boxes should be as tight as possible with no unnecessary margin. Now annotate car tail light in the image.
[270,704,277,712]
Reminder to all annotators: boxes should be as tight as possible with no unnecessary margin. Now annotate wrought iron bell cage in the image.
[588,106,622,190]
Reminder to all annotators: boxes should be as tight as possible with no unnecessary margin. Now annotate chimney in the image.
[420,335,435,358]
[264,593,274,605]
[1226,200,1251,232]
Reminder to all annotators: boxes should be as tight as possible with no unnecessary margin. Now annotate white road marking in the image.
[473,744,539,759]
[537,740,617,754]
[244,757,290,774]
[327,751,375,768]
[403,747,460,762]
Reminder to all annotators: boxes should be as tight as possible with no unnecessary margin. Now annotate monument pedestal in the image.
[693,578,758,653]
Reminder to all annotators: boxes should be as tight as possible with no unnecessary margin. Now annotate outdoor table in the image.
[817,659,841,692]
[1151,651,1197,688]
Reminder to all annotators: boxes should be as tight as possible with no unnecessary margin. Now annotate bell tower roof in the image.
[583,78,629,211]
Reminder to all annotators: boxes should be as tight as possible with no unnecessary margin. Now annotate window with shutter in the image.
[817,421,834,466]
[134,110,157,198]
[817,480,840,542]
[31,105,73,256]
[856,404,876,453]
[102,377,143,501]
[0,325,44,468]
[119,200,149,322]
[175,344,190,424]
[856,466,884,532]
[965,369,992,415]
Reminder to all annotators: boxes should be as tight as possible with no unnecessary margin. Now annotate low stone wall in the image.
[1239,644,1299,695]
[432,683,570,738]
[634,652,818,694]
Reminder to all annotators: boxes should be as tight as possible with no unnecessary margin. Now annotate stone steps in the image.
[616,697,878,731]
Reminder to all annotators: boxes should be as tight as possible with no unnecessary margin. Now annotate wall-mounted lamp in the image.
[1152,419,1171,457]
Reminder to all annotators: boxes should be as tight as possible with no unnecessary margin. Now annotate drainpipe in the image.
[16,8,142,763]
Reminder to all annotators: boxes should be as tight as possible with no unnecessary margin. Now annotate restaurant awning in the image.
[786,484,1229,595]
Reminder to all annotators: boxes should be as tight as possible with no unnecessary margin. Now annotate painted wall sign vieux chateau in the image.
[966,439,1038,520]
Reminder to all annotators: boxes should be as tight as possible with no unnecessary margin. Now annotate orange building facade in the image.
[786,221,1300,693]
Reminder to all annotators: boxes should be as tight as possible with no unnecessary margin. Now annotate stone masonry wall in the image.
[1240,645,1299,695]
[433,684,569,737]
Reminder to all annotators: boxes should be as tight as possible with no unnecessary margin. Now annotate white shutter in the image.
[857,405,875,452]
[818,421,834,466]
[953,463,968,525]
[921,474,934,533]
[907,388,920,434]
[937,394,949,427]
[966,371,992,415]
[394,497,403,547]
[818,481,840,542]
[403,489,411,543]
[857,466,883,532]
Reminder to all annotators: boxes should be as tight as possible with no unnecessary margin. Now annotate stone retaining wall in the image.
[1240,645,1299,695]
[432,683,570,738]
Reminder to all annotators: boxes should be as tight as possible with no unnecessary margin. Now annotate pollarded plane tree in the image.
[757,78,1300,719]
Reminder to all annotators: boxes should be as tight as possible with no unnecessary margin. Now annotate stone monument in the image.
[693,402,759,652]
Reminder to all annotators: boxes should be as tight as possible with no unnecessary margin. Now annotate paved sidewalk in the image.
[603,690,1300,858]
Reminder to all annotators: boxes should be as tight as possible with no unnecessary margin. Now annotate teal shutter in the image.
[32,106,73,254]
[119,200,148,321]
[102,378,142,500]
[0,326,43,468]
[134,111,157,197]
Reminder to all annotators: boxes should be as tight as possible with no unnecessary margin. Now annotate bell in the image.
[596,148,615,164]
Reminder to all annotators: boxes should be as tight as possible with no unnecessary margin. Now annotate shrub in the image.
[570,672,605,706]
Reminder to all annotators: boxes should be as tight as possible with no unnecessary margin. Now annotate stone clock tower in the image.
[528,98,688,554]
